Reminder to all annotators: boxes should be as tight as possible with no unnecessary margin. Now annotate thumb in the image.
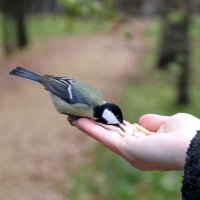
[139,114,168,132]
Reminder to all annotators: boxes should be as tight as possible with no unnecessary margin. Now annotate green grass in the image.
[27,14,110,42]
[66,15,200,200]
[0,14,111,45]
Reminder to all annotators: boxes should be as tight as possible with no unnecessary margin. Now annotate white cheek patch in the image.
[102,109,119,124]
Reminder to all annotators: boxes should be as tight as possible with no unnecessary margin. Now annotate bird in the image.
[10,67,124,129]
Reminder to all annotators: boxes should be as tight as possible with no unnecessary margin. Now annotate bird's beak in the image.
[118,122,126,132]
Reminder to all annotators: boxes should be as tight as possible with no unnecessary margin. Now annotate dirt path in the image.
[0,19,149,200]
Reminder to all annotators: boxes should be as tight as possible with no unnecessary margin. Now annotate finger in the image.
[74,118,122,155]
[139,114,168,132]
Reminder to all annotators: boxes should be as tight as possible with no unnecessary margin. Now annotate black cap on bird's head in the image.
[94,103,124,126]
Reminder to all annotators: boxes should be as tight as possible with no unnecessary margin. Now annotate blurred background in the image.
[0,0,200,199]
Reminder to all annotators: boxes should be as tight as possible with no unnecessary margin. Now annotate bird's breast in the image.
[49,93,94,118]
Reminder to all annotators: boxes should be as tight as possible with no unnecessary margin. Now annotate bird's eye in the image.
[116,114,121,118]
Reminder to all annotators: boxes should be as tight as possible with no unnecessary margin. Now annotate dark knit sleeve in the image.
[181,130,200,200]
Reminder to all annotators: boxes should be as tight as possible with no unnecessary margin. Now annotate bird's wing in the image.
[41,75,104,106]
[41,75,77,104]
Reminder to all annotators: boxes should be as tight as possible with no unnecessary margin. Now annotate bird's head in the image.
[94,103,124,126]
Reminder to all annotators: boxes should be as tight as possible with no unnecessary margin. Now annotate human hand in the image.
[69,113,200,171]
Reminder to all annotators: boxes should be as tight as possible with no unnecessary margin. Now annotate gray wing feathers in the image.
[40,77,74,104]
[40,76,104,106]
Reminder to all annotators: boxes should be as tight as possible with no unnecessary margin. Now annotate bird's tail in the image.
[10,66,42,83]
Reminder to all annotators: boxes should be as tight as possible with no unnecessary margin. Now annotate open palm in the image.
[70,113,200,171]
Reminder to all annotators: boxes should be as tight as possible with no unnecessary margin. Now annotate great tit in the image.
[10,67,124,128]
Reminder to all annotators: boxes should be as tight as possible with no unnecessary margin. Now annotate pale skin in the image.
[68,113,200,171]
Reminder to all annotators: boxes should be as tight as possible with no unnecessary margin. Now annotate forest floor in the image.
[0,19,149,200]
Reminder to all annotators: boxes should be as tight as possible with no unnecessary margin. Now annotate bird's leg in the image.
[68,115,81,126]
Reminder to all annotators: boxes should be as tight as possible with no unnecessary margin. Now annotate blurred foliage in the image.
[27,15,111,41]
[67,146,182,200]
[59,0,119,20]
[167,10,188,24]
[0,14,111,45]
[0,0,121,54]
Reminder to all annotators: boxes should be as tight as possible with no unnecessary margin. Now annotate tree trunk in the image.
[0,0,28,53]
[16,8,28,48]
[158,0,191,105]
[177,1,191,105]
